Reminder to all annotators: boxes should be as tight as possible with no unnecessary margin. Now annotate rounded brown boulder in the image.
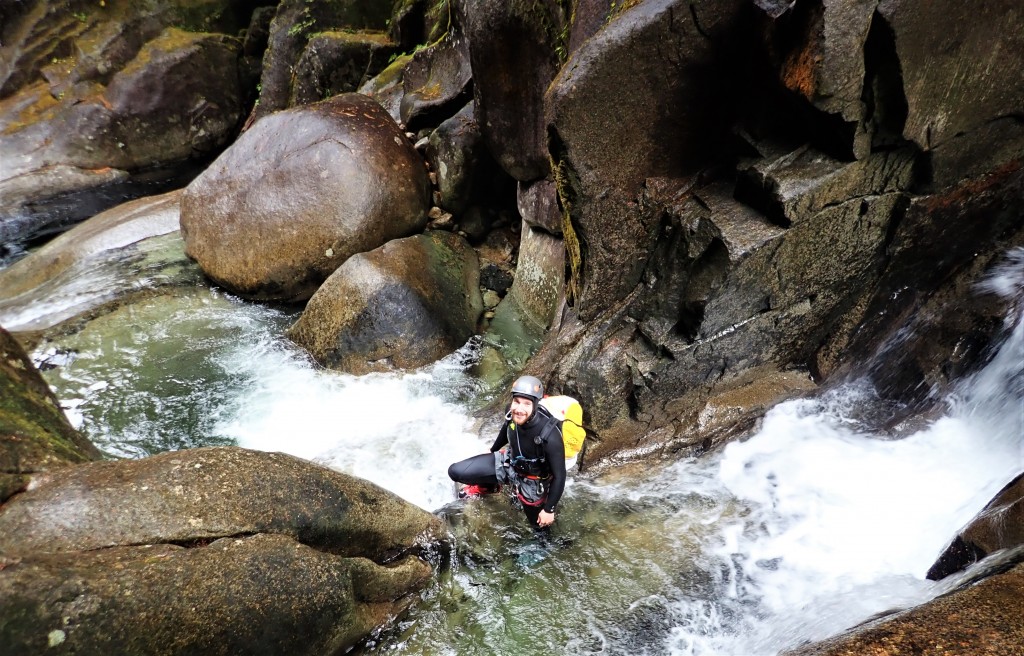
[180,93,431,302]
[0,534,432,656]
[287,230,483,374]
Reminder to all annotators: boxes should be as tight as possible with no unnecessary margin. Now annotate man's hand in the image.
[537,510,555,527]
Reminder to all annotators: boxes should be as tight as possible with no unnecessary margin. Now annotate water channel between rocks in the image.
[5,239,1023,655]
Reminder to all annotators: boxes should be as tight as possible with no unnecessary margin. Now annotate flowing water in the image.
[5,240,1023,655]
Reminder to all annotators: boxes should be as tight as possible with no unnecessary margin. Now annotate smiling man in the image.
[448,375,566,529]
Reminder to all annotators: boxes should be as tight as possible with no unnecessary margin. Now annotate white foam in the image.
[215,342,489,511]
[660,248,1024,654]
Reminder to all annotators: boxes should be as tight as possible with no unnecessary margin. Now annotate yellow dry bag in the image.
[538,395,586,466]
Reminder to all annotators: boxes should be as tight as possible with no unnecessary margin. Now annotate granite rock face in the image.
[0,446,445,655]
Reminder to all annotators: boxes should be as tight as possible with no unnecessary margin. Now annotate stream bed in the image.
[5,237,1023,655]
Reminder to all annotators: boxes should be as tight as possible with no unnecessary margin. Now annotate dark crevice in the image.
[673,238,730,341]
[164,533,257,549]
[689,4,710,38]
[733,170,791,228]
[548,124,586,307]
[862,10,908,150]
[624,378,641,421]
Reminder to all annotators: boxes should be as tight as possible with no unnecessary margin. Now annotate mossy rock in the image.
[0,327,103,489]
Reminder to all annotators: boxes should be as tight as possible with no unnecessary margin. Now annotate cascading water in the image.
[6,246,1022,655]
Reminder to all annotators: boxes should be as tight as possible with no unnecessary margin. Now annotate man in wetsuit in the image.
[448,375,566,528]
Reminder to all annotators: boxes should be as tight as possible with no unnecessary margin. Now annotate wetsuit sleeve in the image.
[543,422,566,513]
[490,421,508,453]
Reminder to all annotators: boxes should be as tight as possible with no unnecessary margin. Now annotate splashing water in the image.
[21,248,1024,655]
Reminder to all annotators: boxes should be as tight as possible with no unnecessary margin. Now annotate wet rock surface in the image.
[0,445,443,654]
[287,230,482,374]
[0,327,102,501]
[0,446,443,559]
[0,22,245,250]
[929,473,1024,581]
[180,93,430,302]
[784,561,1024,656]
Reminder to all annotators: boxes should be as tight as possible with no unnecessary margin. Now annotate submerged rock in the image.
[180,93,431,302]
[287,230,483,374]
[0,190,185,333]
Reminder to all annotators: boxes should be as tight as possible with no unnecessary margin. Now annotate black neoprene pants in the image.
[448,453,498,487]
[448,453,547,530]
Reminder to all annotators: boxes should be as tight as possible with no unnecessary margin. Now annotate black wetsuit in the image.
[448,405,566,525]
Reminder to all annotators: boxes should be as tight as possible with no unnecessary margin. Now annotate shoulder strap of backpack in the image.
[537,412,561,447]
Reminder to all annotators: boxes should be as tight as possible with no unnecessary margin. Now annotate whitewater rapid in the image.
[11,243,1023,654]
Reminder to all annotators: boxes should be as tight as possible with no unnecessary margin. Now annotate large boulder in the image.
[180,93,431,302]
[0,446,443,655]
[287,230,483,374]
[459,0,565,181]
[0,23,244,253]
[0,534,430,656]
[0,446,444,559]
[0,327,102,502]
